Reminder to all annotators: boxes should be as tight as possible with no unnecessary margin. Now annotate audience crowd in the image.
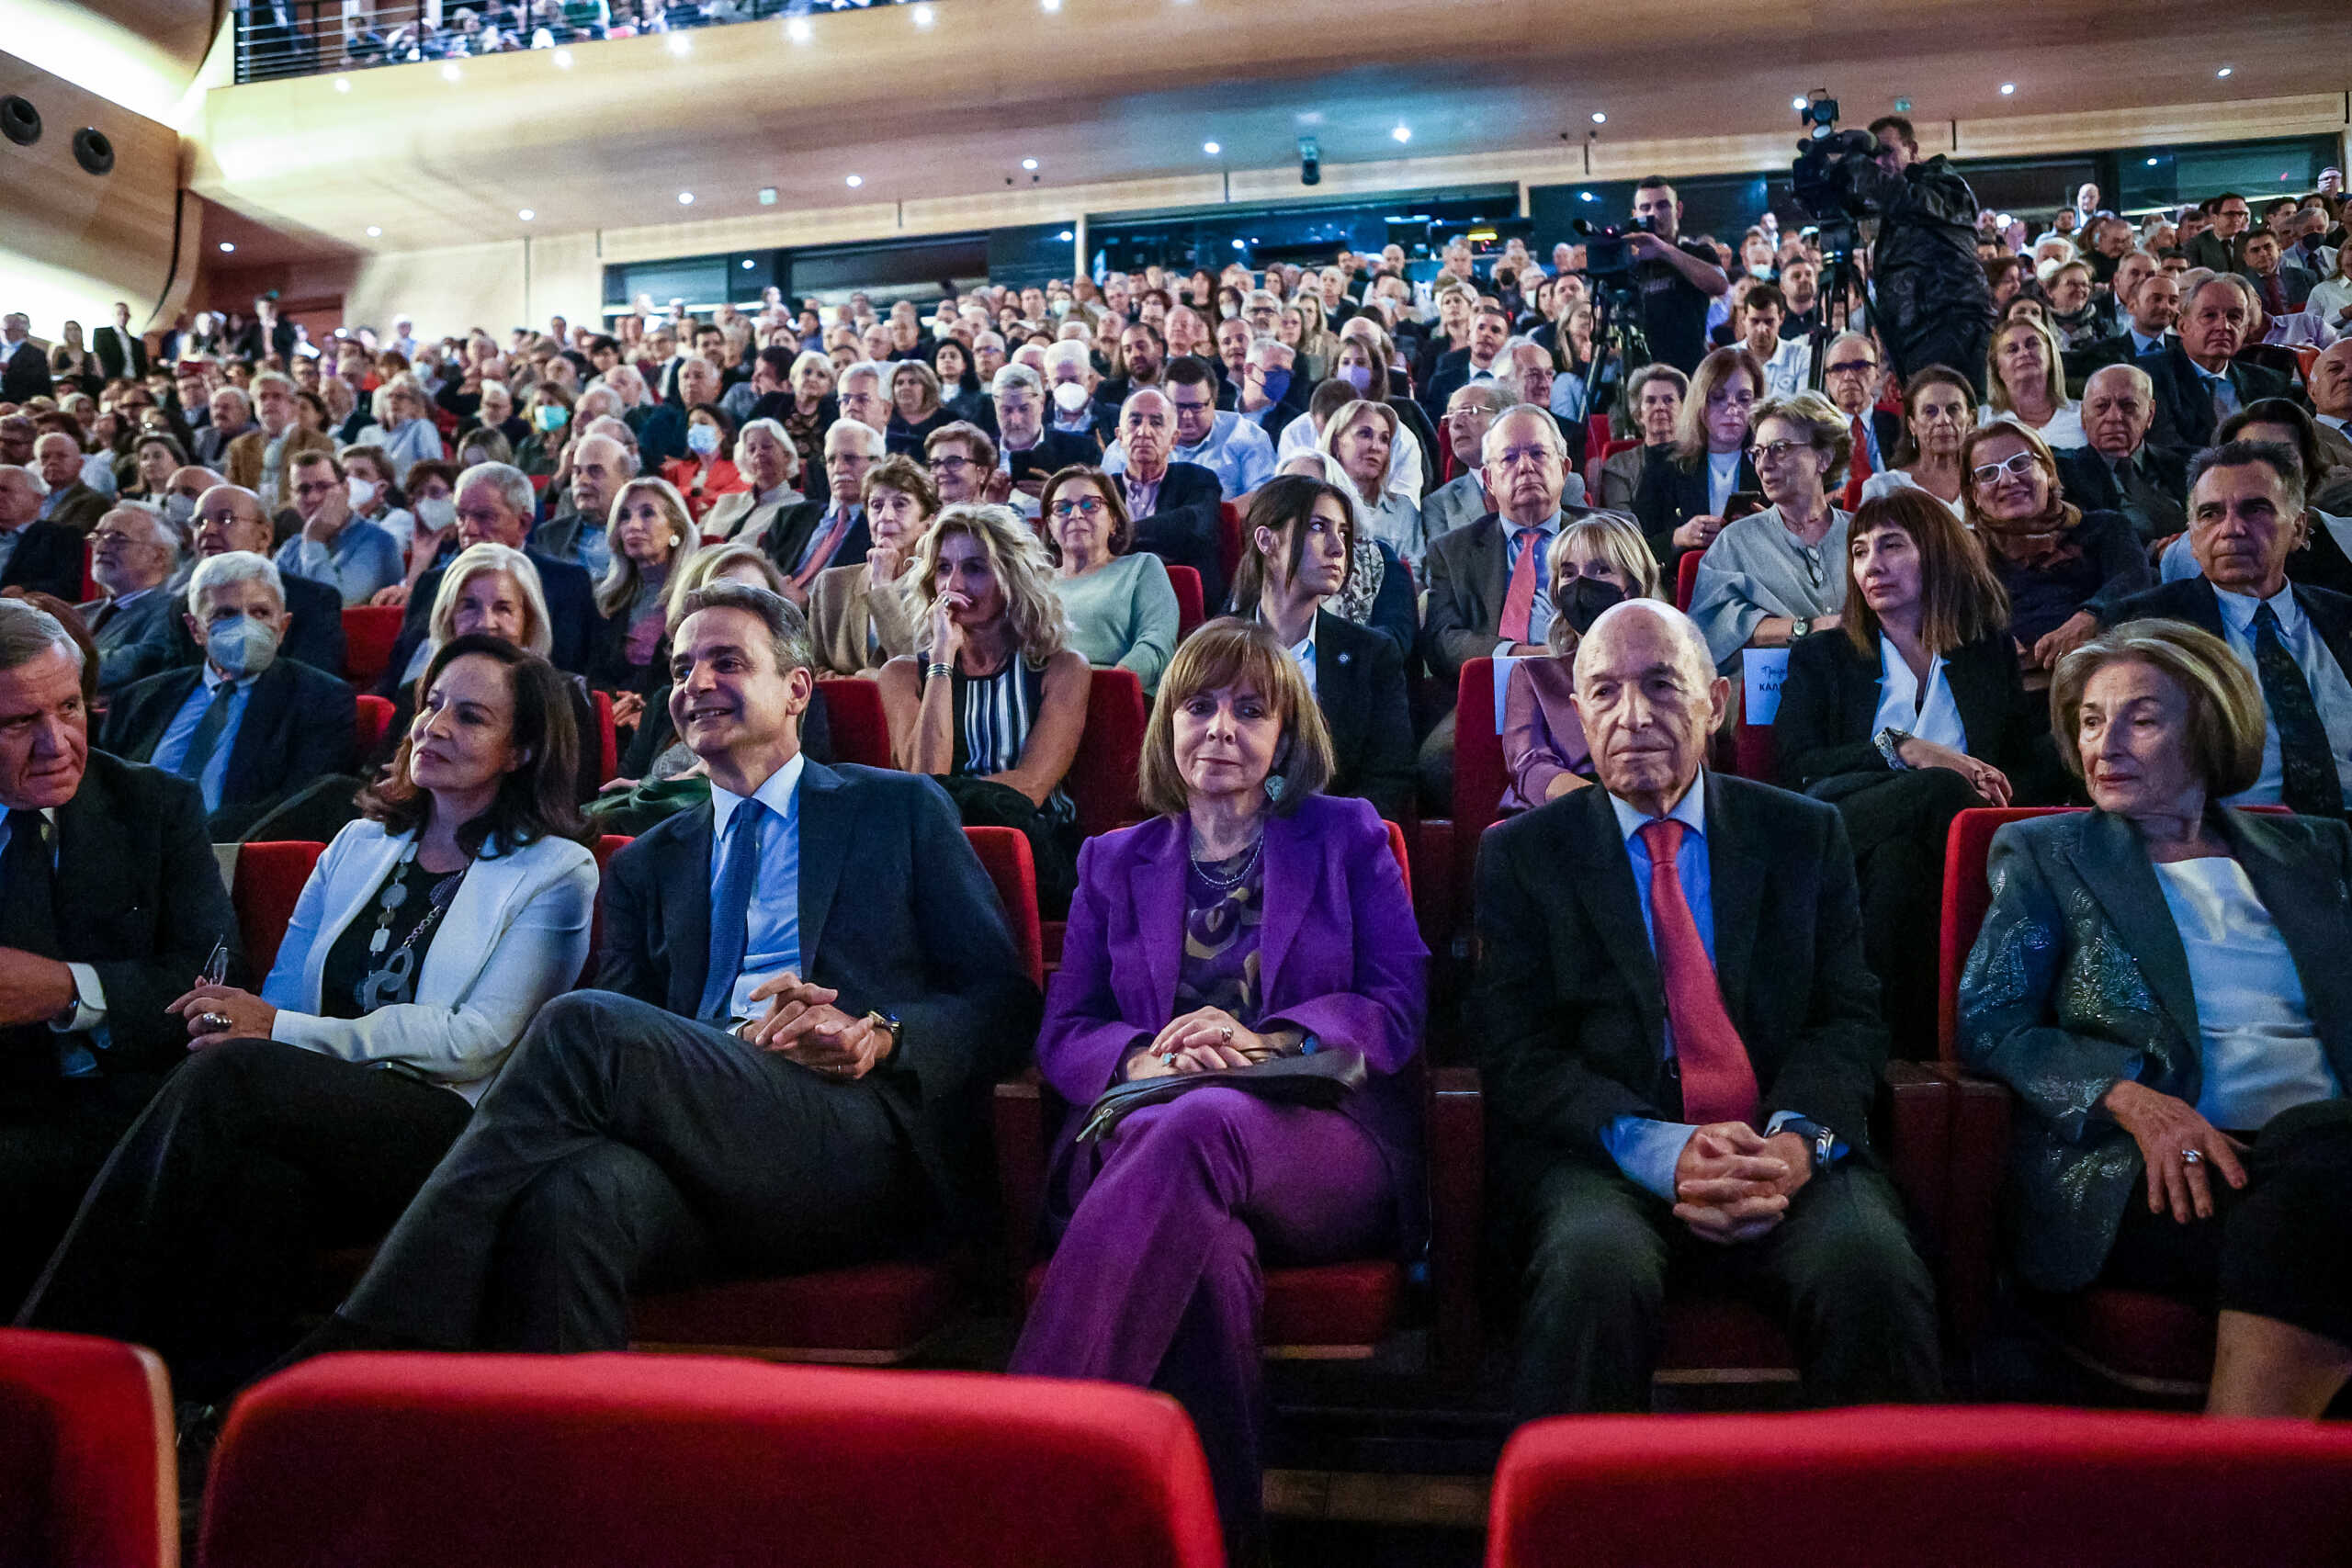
[4,156,2351,1558]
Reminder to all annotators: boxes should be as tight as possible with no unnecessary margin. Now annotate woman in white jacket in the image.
[21,635,598,1400]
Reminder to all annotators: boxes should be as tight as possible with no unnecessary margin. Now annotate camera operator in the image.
[1623,177,1732,376]
[1814,114,1996,399]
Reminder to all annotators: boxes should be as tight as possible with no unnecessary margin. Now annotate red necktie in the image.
[1842,416,1873,510]
[790,508,853,589]
[1637,818,1758,1126]
[1498,526,1542,645]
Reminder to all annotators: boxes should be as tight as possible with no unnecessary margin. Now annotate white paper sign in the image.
[1741,648,1791,727]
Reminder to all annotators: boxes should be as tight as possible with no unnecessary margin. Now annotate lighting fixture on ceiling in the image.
[1041,0,1060,10]
[1792,96,1808,111]
[1022,157,1039,171]
[2216,65,2233,77]
[553,48,571,67]
[1590,111,1606,124]
[846,174,864,187]
[1203,141,1220,155]
[786,17,811,41]
[334,76,350,92]
[1057,229,1074,241]
[911,3,935,25]
[678,191,694,205]
[1579,191,1595,202]
[1391,124,1412,143]
[366,225,382,236]
[1999,82,2016,95]
[741,259,755,269]
[218,242,235,253]
[667,33,690,54]
[441,62,461,81]
[2147,156,2161,166]
[517,209,535,220]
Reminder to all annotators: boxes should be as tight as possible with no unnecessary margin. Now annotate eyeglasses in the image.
[1747,438,1813,466]
[1969,451,2041,486]
[1049,497,1105,519]
[1825,359,1877,378]
[931,456,974,473]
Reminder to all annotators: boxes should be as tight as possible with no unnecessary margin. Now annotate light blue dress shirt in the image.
[1105,411,1278,499]
[708,750,806,1025]
[149,665,258,814]
[276,518,404,605]
[2211,583,2352,812]
[1596,773,1827,1200]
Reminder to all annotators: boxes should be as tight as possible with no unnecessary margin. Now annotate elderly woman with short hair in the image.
[806,456,935,676]
[357,373,448,483]
[1038,465,1181,696]
[1688,389,1856,671]
[1010,617,1426,1559]
[1962,618,2352,1418]
[1958,419,2148,673]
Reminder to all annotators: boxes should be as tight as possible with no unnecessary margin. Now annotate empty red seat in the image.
[1166,563,1204,639]
[1216,502,1243,585]
[0,1329,175,1568]
[1674,548,1702,611]
[1451,658,1507,917]
[817,676,891,769]
[353,693,394,756]
[340,604,403,689]
[589,688,618,782]
[1067,665,1147,839]
[1487,1406,2352,1568]
[199,1353,1223,1568]
[231,840,327,978]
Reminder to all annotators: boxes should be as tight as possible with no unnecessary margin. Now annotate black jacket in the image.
[1,340,53,404]
[997,427,1104,484]
[2052,444,2188,542]
[1838,152,1995,357]
[2102,575,2352,686]
[754,501,870,584]
[1475,773,1887,1197]
[1313,610,1414,823]
[136,573,348,685]
[598,762,1040,1225]
[0,751,240,1084]
[385,549,597,688]
[1773,629,2051,795]
[0,520,86,604]
[1126,460,1229,611]
[2138,338,2299,457]
[102,656,358,840]
[1630,446,1758,574]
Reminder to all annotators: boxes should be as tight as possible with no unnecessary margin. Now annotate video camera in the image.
[1572,214,1656,280]
[1788,91,1877,264]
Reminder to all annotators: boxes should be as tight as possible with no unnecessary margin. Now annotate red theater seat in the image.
[199,1354,1223,1568]
[232,840,327,979]
[1675,548,1702,612]
[353,693,394,756]
[818,676,891,769]
[589,689,618,783]
[339,604,403,689]
[1216,502,1243,585]
[1487,1407,2352,1568]
[0,1329,175,1568]
[1067,665,1147,839]
[1450,658,1506,917]
[1166,563,1204,639]
[629,827,1042,1361]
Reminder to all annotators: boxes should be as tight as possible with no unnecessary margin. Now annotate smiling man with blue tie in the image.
[298,582,1038,1355]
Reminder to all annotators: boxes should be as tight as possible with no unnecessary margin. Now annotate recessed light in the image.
[1041,0,1060,10]
[218,241,235,253]
[845,174,864,187]
[1579,190,1596,202]
[1231,239,1245,251]
[2216,65,2233,77]
[911,3,934,25]
[517,209,535,220]
[786,17,811,40]
[758,186,777,205]
[441,62,461,82]
[741,259,755,269]
[1203,141,1221,155]
[1057,229,1074,241]
[677,191,694,205]
[1792,96,1808,111]
[1021,157,1039,171]
[1999,82,2016,95]
[366,225,382,237]
[1590,111,1607,124]
[667,32,690,53]
[2147,156,2161,166]
[553,48,571,67]
[1391,124,1412,143]
[334,76,350,93]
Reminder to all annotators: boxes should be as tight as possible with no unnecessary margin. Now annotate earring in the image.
[1263,774,1285,804]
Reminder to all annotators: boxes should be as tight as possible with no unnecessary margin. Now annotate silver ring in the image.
[2181,1148,2205,1166]
[198,1012,232,1034]
[1162,1052,1178,1066]
[1220,1025,1234,1043]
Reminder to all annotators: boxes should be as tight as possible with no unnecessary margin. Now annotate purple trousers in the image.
[1008,1087,1395,1541]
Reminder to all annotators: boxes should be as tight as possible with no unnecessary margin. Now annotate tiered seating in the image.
[1487,1407,2352,1567]
[0,1329,175,1568]
[198,1354,1223,1568]
[817,676,892,770]
[1066,665,1147,839]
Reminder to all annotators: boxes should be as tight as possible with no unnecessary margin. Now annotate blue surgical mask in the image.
[164,492,197,527]
[1339,362,1373,393]
[686,423,721,457]
[534,404,570,433]
[1259,368,1293,405]
[205,613,279,678]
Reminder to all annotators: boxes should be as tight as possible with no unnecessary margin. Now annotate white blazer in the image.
[261,820,598,1103]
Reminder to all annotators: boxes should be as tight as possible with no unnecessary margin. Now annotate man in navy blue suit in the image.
[384,462,597,681]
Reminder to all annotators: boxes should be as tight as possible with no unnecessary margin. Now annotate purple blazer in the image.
[1038,792,1429,1242]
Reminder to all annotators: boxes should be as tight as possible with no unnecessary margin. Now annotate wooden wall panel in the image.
[1953,93,2348,159]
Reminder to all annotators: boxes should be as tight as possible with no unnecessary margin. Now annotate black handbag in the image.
[1075,1050,1367,1144]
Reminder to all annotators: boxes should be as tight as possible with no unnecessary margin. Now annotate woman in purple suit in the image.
[1009,617,1427,1556]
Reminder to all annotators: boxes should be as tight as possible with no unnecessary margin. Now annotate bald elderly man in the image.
[2053,364,2188,542]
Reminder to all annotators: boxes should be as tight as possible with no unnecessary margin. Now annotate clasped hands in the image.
[166,983,276,1050]
[1125,1007,1283,1080]
[1672,1122,1812,1245]
[737,971,892,1080]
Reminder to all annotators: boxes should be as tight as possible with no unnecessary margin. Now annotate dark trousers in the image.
[341,990,922,1351]
[1884,299,1994,403]
[1816,767,1980,1059]
[1513,1156,1941,1416]
[0,1071,164,1314]
[17,1040,471,1401]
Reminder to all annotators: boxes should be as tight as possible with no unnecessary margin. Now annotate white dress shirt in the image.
[1871,636,1969,752]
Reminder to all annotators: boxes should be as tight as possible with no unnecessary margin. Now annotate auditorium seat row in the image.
[11,1326,2352,1568]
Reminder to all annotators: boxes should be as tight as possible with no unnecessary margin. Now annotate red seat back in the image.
[590,689,618,784]
[1488,1406,2352,1568]
[232,840,327,980]
[1732,722,1776,784]
[585,834,633,986]
[963,826,1045,990]
[1216,502,1243,585]
[1165,564,1204,640]
[1451,656,1507,846]
[0,1329,175,1568]
[353,694,395,756]
[1385,818,1411,902]
[199,1353,1224,1568]
[340,604,404,688]
[1674,549,1702,612]
[820,677,891,770]
[1937,807,2075,1059]
[1069,666,1147,839]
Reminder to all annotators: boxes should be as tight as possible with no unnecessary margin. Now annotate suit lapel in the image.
[2292,584,2352,683]
[131,670,202,762]
[1566,788,1666,1048]
[52,766,134,951]
[1257,810,1313,1005]
[795,760,849,973]
[2063,811,2200,1048]
[1943,637,2006,759]
[415,840,527,1002]
[1699,779,1769,1025]
[664,803,717,1013]
[224,663,288,793]
[1126,818,1186,1024]
[1471,521,1510,622]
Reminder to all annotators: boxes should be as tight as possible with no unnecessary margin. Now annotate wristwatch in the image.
[865,1010,903,1060]
[1873,726,1912,770]
[1778,1116,1839,1173]
[1790,616,1813,640]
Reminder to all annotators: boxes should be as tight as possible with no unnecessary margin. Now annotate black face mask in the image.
[1558,575,1626,637]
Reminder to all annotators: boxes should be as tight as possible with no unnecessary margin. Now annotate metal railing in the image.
[232,0,926,85]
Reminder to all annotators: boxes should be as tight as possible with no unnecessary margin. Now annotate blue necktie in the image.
[697,798,767,1023]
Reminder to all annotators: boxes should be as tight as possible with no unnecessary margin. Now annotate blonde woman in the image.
[877,502,1091,907]
[356,372,447,482]
[590,476,702,724]
[1499,514,1661,812]
[1632,344,1766,571]
[1318,397,1424,570]
[1291,294,1332,383]
[1982,314,2087,449]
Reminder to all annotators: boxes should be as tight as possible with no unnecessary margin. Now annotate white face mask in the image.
[414,495,457,531]
[347,477,379,510]
[1052,380,1091,413]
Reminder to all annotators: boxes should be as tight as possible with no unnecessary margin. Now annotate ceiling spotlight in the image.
[845,174,864,187]
[1057,229,1074,241]
[218,241,235,253]
[517,209,535,220]
[2216,65,2233,77]
[1041,0,1060,9]
[786,17,811,40]
[1578,190,1596,202]
[1999,82,2016,95]
[1231,239,1245,251]
[758,186,777,205]
[741,259,755,269]
[1792,96,1808,111]
[1590,111,1606,124]
[1021,157,1038,171]
[911,3,934,24]
[2146,156,2161,166]
[366,225,382,237]
[677,191,694,205]
[1391,124,1412,143]
[1203,141,1221,155]
[667,32,690,53]
[334,76,350,93]
[553,48,571,67]
[441,62,461,82]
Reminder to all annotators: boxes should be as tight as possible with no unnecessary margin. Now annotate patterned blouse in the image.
[1172,840,1266,1028]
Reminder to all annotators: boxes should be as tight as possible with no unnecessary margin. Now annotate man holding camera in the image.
[1818,115,1996,398]
[1623,178,1732,377]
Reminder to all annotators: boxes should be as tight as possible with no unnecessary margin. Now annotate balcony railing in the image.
[232,0,924,85]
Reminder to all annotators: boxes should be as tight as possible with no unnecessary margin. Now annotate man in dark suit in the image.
[135,484,346,682]
[2055,364,2189,543]
[1477,598,1939,1414]
[30,434,107,537]
[2237,230,2316,317]
[301,584,1037,1355]
[388,463,595,682]
[756,420,881,602]
[2100,440,2352,818]
[79,502,181,694]
[2064,269,2179,389]
[91,303,147,384]
[527,431,631,573]
[2142,277,2298,458]
[0,468,86,604]
[1109,389,1228,609]
[1418,406,1596,807]
[985,366,1099,495]
[0,599,240,1306]
[103,552,356,840]
[1235,339,1309,446]
[0,315,52,405]
[1419,299,1513,427]
[2183,194,2251,275]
